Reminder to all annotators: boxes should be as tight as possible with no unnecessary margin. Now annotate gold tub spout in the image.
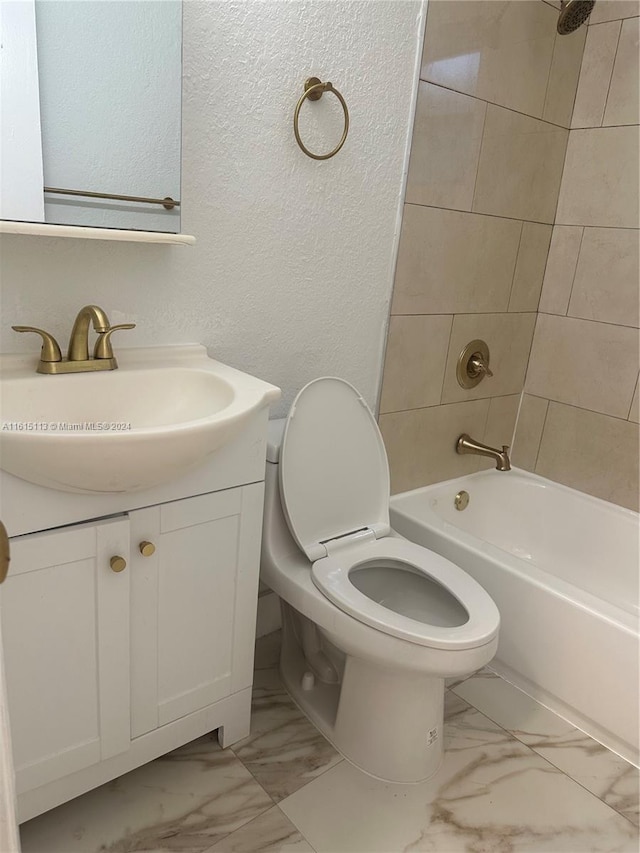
[456,434,511,471]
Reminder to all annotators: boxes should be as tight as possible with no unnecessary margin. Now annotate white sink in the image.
[0,345,280,493]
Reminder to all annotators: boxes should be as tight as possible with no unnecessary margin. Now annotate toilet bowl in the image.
[260,377,499,783]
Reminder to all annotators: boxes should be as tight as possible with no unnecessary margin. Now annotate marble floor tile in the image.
[445,665,497,691]
[231,673,342,803]
[280,704,639,852]
[20,735,273,853]
[453,673,640,826]
[204,806,314,853]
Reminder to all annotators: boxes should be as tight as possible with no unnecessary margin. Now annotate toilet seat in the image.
[280,377,390,562]
[279,377,499,652]
[311,537,498,650]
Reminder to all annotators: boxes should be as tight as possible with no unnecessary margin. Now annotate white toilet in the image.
[260,377,500,783]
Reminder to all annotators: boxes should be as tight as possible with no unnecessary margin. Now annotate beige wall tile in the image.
[603,16,640,126]
[379,314,453,414]
[538,226,584,315]
[536,402,639,510]
[526,313,640,417]
[571,21,621,128]
[509,222,553,312]
[473,105,568,223]
[630,375,640,422]
[405,83,486,211]
[512,393,549,471]
[568,227,640,327]
[484,394,520,450]
[543,24,587,127]
[556,126,640,228]
[589,0,640,24]
[379,399,491,494]
[392,206,522,315]
[421,1,557,119]
[441,312,537,403]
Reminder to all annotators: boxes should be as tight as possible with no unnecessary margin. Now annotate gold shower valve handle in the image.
[139,541,156,557]
[456,339,493,389]
[468,353,493,378]
[110,555,127,573]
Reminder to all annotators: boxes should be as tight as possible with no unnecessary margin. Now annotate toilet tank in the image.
[261,419,304,576]
[266,418,286,465]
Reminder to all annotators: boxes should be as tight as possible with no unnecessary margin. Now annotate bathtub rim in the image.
[390,467,639,633]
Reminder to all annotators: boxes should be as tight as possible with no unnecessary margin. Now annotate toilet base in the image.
[280,603,445,783]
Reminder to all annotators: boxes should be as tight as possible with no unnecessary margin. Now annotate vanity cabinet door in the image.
[130,483,264,738]
[0,517,130,795]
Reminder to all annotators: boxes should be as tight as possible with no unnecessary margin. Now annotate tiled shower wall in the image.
[378,0,586,493]
[514,1,640,511]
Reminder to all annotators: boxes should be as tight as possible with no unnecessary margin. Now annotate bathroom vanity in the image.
[0,346,280,822]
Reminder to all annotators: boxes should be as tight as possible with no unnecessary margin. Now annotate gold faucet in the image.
[12,305,135,375]
[456,433,511,471]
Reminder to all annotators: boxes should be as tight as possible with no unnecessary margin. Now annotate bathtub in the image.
[390,468,640,766]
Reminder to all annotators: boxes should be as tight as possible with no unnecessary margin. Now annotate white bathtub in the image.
[390,468,640,765]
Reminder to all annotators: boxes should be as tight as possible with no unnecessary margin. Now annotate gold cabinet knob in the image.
[139,541,156,557]
[110,555,127,573]
[0,521,10,584]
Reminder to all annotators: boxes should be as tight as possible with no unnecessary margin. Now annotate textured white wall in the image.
[0,0,423,415]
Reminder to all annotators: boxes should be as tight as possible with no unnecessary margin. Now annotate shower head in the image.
[557,0,596,34]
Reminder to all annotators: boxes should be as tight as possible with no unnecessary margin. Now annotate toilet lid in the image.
[280,377,390,561]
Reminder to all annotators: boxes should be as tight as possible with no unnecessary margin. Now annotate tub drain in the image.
[454,490,469,511]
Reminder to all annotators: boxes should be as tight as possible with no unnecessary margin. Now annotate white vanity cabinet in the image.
[2,518,131,793]
[129,486,264,739]
[0,425,270,823]
[0,346,279,822]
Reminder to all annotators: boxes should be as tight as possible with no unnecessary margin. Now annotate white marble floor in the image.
[20,632,639,853]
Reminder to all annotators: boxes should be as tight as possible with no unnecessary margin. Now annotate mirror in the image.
[0,0,182,234]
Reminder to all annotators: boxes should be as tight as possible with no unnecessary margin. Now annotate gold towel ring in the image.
[293,77,350,161]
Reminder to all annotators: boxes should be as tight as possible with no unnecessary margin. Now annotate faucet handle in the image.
[468,353,493,378]
[12,326,62,363]
[94,324,136,359]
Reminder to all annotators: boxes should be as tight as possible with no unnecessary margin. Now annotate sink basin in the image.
[0,345,281,493]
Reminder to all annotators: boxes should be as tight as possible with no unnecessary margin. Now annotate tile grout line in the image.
[600,19,625,127]
[589,14,640,26]
[274,802,319,853]
[538,309,640,332]
[506,220,526,312]
[532,397,550,472]
[380,391,523,419]
[535,225,556,315]
[404,200,640,231]
[204,801,278,852]
[515,307,540,455]
[524,392,638,426]
[417,77,572,131]
[436,316,455,407]
[540,26,560,126]
[450,678,639,829]
[564,226,586,315]
[390,306,640,332]
[626,373,639,421]
[469,99,489,214]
